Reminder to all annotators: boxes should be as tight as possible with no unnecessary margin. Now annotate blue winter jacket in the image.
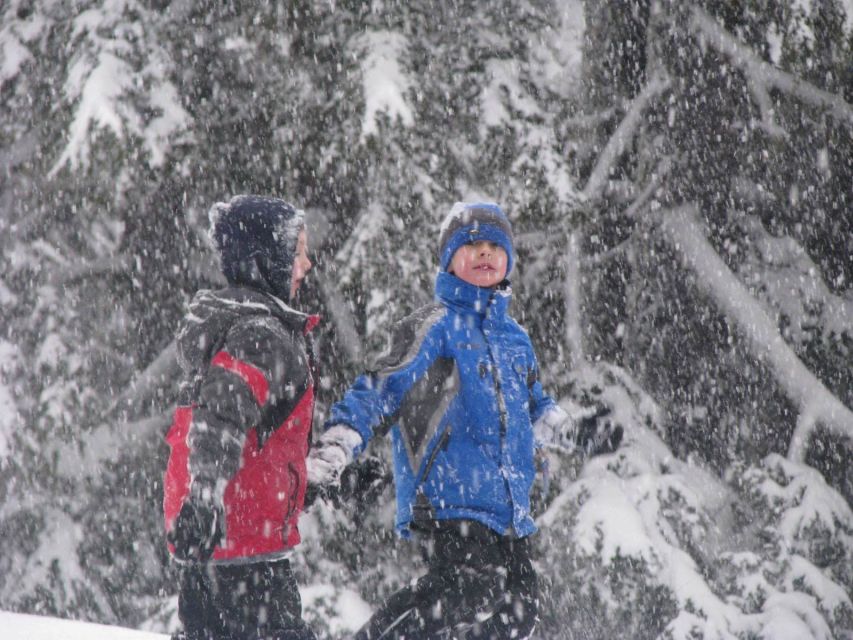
[325,271,557,538]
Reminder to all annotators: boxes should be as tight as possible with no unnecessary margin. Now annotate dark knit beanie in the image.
[208,195,305,302]
[438,202,514,274]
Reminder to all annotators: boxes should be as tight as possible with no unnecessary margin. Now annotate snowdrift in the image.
[0,611,169,640]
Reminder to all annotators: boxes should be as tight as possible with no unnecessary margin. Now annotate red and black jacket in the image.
[163,286,319,562]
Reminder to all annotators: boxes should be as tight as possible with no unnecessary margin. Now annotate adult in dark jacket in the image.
[163,195,318,640]
[308,202,623,639]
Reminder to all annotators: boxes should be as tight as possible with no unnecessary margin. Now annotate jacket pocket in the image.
[507,352,531,388]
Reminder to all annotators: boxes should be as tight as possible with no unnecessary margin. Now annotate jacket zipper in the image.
[411,426,452,526]
[419,425,452,486]
[484,320,513,517]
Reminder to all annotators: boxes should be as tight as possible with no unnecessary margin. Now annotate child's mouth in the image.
[473,264,495,271]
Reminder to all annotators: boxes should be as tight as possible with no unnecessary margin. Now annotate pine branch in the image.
[580,73,670,202]
[562,231,584,368]
[47,254,132,286]
[689,5,853,125]
[656,205,853,460]
[562,106,619,130]
[108,339,180,421]
[314,268,364,365]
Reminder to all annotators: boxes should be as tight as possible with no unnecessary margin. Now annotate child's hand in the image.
[306,441,350,486]
[533,405,576,451]
[168,493,224,562]
[534,403,624,457]
[306,424,363,489]
[306,455,391,509]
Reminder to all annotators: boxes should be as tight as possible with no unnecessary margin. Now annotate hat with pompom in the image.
[208,195,305,302]
[438,202,514,274]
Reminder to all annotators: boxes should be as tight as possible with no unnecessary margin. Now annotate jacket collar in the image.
[213,286,319,334]
[434,271,511,321]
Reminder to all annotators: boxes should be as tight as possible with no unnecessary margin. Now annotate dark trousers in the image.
[355,521,538,640]
[175,558,316,640]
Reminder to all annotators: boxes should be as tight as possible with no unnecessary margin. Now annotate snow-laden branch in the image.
[689,5,853,125]
[581,73,670,202]
[657,205,853,460]
[314,268,363,365]
[47,254,131,285]
[108,339,179,420]
[562,231,584,368]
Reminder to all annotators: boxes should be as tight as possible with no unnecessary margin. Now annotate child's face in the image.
[448,240,508,288]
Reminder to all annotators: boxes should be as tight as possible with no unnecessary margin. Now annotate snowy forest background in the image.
[1,1,852,638]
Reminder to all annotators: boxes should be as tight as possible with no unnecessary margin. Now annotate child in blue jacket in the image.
[308,202,621,639]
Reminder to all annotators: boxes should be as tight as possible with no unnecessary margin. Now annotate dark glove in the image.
[303,482,330,509]
[337,455,390,503]
[576,404,624,457]
[167,498,224,562]
[305,456,390,509]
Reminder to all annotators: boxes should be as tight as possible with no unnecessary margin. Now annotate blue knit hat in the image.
[438,202,514,274]
[208,195,305,301]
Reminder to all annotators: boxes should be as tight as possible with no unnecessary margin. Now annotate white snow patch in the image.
[759,592,833,640]
[357,30,414,140]
[301,584,373,635]
[334,200,388,284]
[0,30,31,85]
[0,278,17,305]
[47,6,188,175]
[50,50,139,176]
[844,0,853,34]
[0,611,168,640]
[790,0,816,43]
[1,509,112,616]
[0,4,51,84]
[531,0,584,94]
[481,58,542,128]
[767,22,784,65]
[143,78,192,167]
[36,333,67,369]
[0,340,21,461]
[787,554,853,615]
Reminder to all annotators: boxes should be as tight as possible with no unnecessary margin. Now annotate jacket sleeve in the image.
[324,305,446,455]
[188,316,308,495]
[527,350,558,425]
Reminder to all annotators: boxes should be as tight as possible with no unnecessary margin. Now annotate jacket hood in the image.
[208,195,306,302]
[177,286,316,374]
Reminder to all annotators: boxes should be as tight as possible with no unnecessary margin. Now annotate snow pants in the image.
[354,520,538,640]
[175,557,316,640]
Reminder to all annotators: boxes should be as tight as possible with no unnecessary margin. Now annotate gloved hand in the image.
[337,455,390,504]
[307,440,350,487]
[533,405,576,451]
[534,403,624,458]
[306,424,362,491]
[575,404,623,457]
[305,454,390,509]
[167,492,224,562]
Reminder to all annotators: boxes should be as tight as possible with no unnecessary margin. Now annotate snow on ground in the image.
[0,611,169,640]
